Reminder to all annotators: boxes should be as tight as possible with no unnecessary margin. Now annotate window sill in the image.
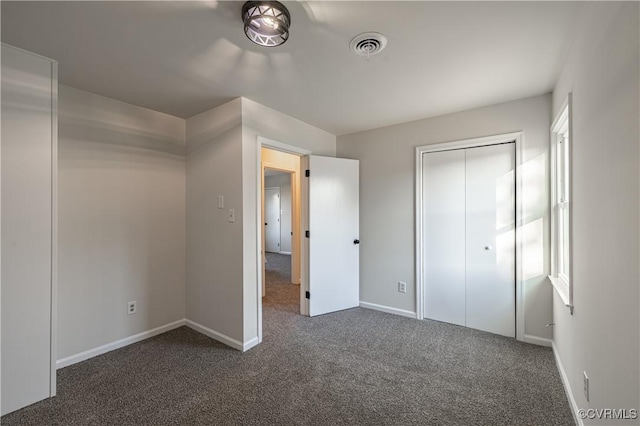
[548,275,573,314]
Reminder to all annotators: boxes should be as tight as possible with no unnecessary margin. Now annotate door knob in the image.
[484,245,492,250]
[353,239,360,245]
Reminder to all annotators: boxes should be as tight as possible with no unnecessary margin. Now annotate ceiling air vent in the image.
[350,32,388,58]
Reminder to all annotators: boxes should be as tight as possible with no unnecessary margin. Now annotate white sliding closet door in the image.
[423,143,515,338]
[465,143,515,337]
[423,149,466,326]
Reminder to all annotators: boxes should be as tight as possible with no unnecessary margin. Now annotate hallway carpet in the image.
[264,252,299,315]
[2,257,574,425]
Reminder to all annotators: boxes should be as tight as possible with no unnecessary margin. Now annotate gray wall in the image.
[337,94,553,340]
[551,2,639,417]
[58,85,186,359]
[265,173,292,254]
[185,98,244,344]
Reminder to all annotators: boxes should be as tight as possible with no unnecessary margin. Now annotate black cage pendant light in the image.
[242,1,291,47]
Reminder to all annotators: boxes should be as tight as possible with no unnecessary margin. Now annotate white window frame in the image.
[549,94,573,314]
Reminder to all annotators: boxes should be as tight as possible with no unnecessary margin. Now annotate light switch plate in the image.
[218,195,224,209]
[228,208,235,223]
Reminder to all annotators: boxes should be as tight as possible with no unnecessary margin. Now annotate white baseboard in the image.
[359,301,417,319]
[186,319,250,352]
[552,342,583,426]
[243,336,260,352]
[278,251,291,255]
[524,334,553,347]
[57,318,186,369]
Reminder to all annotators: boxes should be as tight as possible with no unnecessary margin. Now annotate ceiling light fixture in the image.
[242,1,291,47]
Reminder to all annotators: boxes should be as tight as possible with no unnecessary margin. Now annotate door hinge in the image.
[305,169,310,177]
[305,291,310,299]
[305,230,310,238]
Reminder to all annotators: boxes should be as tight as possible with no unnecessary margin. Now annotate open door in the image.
[307,155,359,316]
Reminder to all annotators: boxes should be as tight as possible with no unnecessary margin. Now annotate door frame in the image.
[256,137,311,343]
[415,132,525,342]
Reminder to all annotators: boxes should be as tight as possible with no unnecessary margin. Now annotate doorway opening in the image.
[263,169,298,313]
[256,137,360,345]
[260,146,304,320]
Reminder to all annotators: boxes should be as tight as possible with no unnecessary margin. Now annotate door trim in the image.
[415,132,525,341]
[260,137,312,156]
[50,59,59,397]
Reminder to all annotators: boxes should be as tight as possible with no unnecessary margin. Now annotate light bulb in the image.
[262,17,279,29]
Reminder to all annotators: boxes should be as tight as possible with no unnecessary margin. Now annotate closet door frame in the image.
[415,132,524,342]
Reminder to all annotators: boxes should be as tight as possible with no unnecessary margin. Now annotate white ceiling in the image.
[1,1,582,135]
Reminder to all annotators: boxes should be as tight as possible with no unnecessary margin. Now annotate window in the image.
[550,94,573,313]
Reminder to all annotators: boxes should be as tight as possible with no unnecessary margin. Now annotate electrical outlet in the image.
[583,371,589,402]
[128,301,137,315]
[398,281,407,293]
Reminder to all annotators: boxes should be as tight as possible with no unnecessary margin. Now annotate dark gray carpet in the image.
[2,257,574,425]
[264,252,298,314]
[265,252,292,281]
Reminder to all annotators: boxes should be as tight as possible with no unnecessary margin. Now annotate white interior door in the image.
[465,143,515,337]
[423,149,466,326]
[308,155,359,317]
[422,143,515,338]
[264,187,281,253]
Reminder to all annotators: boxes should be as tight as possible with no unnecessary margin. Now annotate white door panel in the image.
[308,155,359,317]
[423,150,466,326]
[465,143,515,337]
[264,187,281,253]
[422,143,515,338]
